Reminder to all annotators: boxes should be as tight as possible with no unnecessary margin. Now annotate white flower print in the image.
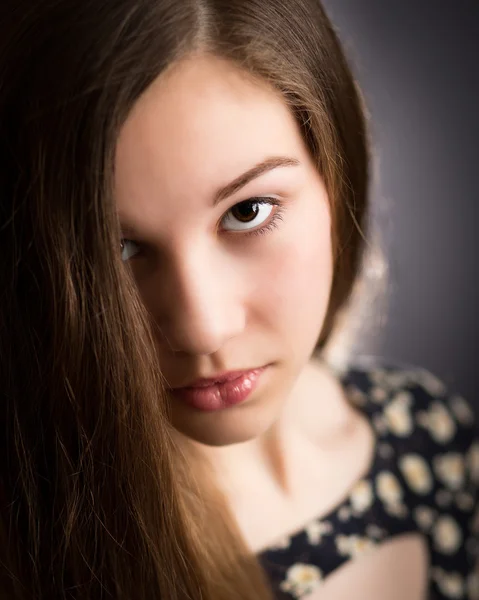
[378,443,394,459]
[305,520,333,545]
[435,489,453,508]
[372,414,389,435]
[384,502,409,519]
[376,471,407,518]
[431,567,464,599]
[337,506,351,522]
[456,491,474,511]
[365,524,386,539]
[369,369,413,392]
[279,563,322,598]
[449,395,475,426]
[433,516,463,554]
[336,535,351,556]
[350,480,373,515]
[368,369,394,390]
[433,453,466,491]
[417,401,456,444]
[440,574,464,599]
[336,534,376,558]
[371,385,388,404]
[376,471,403,505]
[399,454,433,495]
[383,391,413,436]
[413,506,437,531]
[467,571,479,600]
[415,369,447,396]
[467,442,479,485]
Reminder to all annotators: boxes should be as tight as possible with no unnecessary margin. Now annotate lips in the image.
[171,368,264,390]
[169,366,268,411]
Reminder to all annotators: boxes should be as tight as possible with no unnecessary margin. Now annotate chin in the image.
[171,401,280,447]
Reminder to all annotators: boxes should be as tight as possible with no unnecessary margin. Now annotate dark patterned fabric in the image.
[258,363,479,599]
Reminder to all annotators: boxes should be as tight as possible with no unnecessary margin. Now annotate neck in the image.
[194,357,339,497]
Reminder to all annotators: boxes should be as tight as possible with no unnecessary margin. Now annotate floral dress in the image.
[258,363,479,599]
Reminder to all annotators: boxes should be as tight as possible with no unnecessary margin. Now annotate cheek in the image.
[254,210,333,335]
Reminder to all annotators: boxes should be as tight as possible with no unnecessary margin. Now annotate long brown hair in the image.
[0,0,370,597]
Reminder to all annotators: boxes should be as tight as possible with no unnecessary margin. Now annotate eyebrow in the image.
[213,156,301,205]
[119,156,300,237]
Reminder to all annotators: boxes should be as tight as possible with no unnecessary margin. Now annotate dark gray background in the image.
[322,1,479,405]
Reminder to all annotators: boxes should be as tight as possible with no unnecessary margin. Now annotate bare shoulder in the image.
[304,533,429,600]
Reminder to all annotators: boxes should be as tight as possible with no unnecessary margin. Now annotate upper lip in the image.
[169,367,265,389]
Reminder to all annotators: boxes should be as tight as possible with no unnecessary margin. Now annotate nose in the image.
[154,249,245,356]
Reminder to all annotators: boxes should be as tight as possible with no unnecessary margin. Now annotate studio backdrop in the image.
[322,0,479,406]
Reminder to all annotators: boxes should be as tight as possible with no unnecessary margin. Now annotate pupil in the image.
[233,201,259,223]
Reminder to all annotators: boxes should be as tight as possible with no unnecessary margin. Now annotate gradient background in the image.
[322,1,479,406]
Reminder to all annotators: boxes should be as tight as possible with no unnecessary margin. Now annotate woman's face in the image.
[115,54,333,446]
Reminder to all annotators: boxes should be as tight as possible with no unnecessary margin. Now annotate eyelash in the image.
[120,197,286,259]
[227,197,285,238]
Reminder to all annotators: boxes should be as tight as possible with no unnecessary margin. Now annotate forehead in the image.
[115,54,310,227]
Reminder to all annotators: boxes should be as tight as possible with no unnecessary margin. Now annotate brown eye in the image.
[222,198,277,232]
[230,201,261,223]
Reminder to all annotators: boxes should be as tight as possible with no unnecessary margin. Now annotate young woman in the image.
[0,1,477,599]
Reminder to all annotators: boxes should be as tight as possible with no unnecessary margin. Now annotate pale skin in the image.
[115,53,428,599]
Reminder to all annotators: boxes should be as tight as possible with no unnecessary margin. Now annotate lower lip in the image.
[170,367,268,412]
